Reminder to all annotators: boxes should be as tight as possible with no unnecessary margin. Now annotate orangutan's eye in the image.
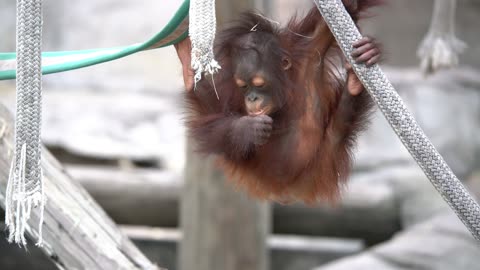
[252,76,265,88]
[235,78,248,88]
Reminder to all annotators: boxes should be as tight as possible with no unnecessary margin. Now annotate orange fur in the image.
[184,2,378,204]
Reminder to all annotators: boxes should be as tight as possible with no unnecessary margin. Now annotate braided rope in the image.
[189,0,221,85]
[5,0,45,246]
[313,0,480,240]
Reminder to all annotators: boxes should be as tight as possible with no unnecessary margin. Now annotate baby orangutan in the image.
[182,1,381,203]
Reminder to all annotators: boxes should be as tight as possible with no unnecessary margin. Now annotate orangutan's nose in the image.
[247,93,259,102]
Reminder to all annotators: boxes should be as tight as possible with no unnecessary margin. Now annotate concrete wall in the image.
[0,0,184,92]
[273,0,480,68]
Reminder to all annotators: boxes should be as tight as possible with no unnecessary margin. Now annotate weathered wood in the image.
[0,103,161,270]
[179,142,270,270]
[125,226,364,270]
[0,223,364,270]
[254,0,274,16]
[67,165,181,227]
[67,165,399,244]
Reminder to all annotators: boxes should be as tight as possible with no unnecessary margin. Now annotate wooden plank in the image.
[124,226,364,270]
[66,165,399,244]
[66,165,181,228]
[0,103,162,270]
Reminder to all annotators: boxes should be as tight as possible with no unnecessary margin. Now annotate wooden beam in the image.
[123,226,364,270]
[0,102,162,270]
[66,165,181,228]
[66,165,399,244]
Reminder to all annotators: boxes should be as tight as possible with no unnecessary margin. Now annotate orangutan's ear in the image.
[282,56,292,70]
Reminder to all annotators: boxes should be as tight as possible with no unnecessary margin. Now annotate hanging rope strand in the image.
[313,0,480,240]
[6,0,45,246]
[417,0,466,74]
[189,0,221,87]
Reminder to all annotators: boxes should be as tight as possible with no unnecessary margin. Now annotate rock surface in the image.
[314,212,480,270]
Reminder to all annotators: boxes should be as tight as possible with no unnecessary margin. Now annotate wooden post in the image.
[0,103,160,270]
[178,2,270,270]
[255,0,274,16]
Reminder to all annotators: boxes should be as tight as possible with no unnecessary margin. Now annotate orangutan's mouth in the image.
[249,109,266,116]
[248,106,275,116]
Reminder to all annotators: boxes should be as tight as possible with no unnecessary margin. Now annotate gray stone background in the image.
[0,0,480,270]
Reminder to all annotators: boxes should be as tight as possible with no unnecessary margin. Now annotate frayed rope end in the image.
[5,143,46,247]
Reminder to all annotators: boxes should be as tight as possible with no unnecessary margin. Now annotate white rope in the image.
[314,0,480,241]
[189,0,221,87]
[6,0,45,246]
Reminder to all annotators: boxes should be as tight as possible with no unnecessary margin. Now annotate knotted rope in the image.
[6,0,45,246]
[313,0,480,240]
